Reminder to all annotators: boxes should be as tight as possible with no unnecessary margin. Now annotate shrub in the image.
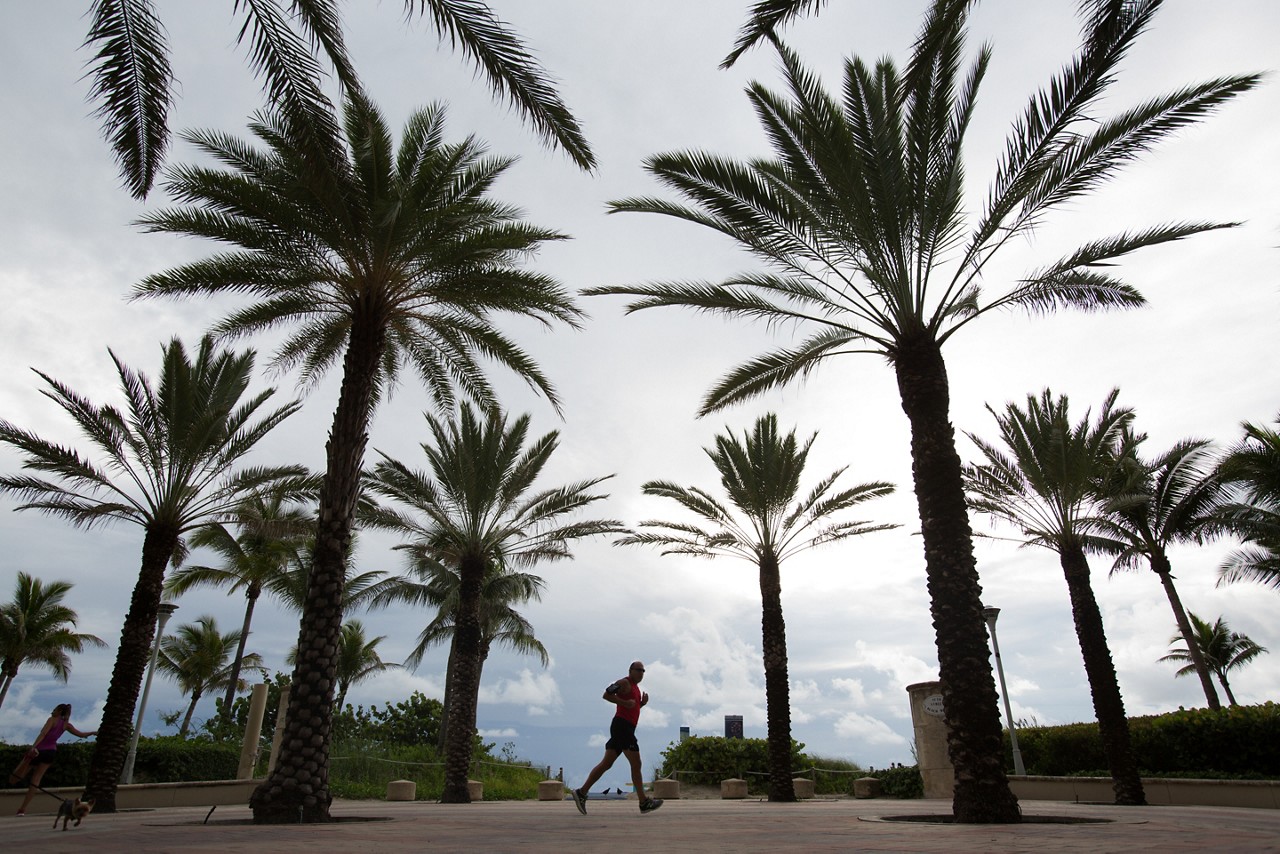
[658,736,807,794]
[868,764,924,799]
[1,738,238,788]
[1012,702,1280,778]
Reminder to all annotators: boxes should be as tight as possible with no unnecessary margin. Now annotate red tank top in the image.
[613,679,642,725]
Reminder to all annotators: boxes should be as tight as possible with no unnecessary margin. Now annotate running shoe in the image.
[639,797,664,814]
[570,787,587,815]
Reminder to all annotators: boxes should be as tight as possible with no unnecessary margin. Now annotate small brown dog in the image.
[53,797,94,830]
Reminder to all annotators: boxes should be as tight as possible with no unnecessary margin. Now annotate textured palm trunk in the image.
[893,334,1020,823]
[251,309,384,824]
[221,583,261,720]
[1217,671,1239,706]
[180,689,202,737]
[0,671,13,710]
[758,550,796,802]
[1150,551,1220,710]
[84,522,180,812]
[441,552,487,803]
[437,642,457,752]
[1059,543,1145,805]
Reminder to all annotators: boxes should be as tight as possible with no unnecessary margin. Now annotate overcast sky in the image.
[1,2,1277,791]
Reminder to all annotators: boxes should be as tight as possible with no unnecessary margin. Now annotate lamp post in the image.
[983,605,1026,776]
[120,602,178,784]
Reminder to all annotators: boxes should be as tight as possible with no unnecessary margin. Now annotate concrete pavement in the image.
[5,796,1280,852]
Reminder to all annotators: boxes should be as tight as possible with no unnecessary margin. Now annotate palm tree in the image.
[362,403,625,803]
[157,615,267,736]
[286,620,398,712]
[0,573,107,711]
[83,0,593,199]
[371,551,549,751]
[965,389,1144,805]
[617,413,894,802]
[0,336,301,811]
[133,93,584,823]
[165,485,316,722]
[1159,612,1267,706]
[1094,435,1225,709]
[1216,416,1280,589]
[586,0,1257,822]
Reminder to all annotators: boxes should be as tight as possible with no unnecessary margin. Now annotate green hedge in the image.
[658,736,806,793]
[1011,702,1280,778]
[2,738,239,789]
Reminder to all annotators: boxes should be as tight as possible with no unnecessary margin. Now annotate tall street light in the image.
[120,602,178,784]
[983,605,1026,776]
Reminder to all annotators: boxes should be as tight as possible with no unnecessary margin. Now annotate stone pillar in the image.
[721,778,748,799]
[267,684,290,774]
[387,779,416,801]
[538,780,564,801]
[237,682,269,780]
[906,680,954,800]
[853,777,881,799]
[653,778,680,799]
[792,778,815,799]
[467,780,484,801]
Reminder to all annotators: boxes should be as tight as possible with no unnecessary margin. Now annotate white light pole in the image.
[983,605,1026,776]
[120,602,178,785]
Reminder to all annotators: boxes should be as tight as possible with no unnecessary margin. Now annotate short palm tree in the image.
[133,92,584,822]
[158,615,267,736]
[0,336,301,811]
[965,389,1144,805]
[362,403,625,803]
[165,485,317,722]
[617,413,895,802]
[1159,612,1267,705]
[371,551,549,751]
[1094,434,1225,709]
[83,0,593,198]
[0,573,107,710]
[1216,416,1280,589]
[586,0,1257,823]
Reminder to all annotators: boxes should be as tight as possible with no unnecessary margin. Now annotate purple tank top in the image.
[36,718,67,751]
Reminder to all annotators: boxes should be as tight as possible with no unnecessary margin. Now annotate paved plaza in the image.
[4,796,1280,853]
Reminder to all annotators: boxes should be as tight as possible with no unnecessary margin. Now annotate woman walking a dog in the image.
[12,703,95,815]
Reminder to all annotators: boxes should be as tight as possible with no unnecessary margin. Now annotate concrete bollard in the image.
[467,780,484,801]
[853,777,882,799]
[386,779,417,801]
[721,778,748,799]
[792,778,815,799]
[653,778,681,799]
[538,780,565,801]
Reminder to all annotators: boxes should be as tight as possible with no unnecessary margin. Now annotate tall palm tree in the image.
[157,615,267,736]
[1216,416,1280,589]
[165,485,316,722]
[1094,435,1225,709]
[1158,612,1267,706]
[965,389,1144,805]
[586,0,1257,822]
[284,619,397,710]
[0,573,107,711]
[133,93,583,822]
[617,413,894,802]
[371,551,549,751]
[0,336,301,811]
[83,0,593,199]
[362,403,625,803]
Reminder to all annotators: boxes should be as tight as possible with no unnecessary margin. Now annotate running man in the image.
[571,661,663,815]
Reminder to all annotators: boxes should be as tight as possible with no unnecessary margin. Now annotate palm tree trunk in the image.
[0,672,12,711]
[442,552,487,803]
[1059,544,1145,805]
[222,584,261,721]
[893,334,1020,823]
[84,522,180,812]
[180,689,202,737]
[1151,551,1220,710]
[251,309,385,824]
[758,550,796,802]
[437,641,458,752]
[1217,672,1239,706]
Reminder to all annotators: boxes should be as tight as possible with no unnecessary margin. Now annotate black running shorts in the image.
[605,717,639,752]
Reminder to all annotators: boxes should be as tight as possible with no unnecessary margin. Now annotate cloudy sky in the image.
[1,2,1277,791]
